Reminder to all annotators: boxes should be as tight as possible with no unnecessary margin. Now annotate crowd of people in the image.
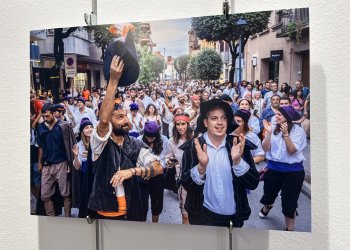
[30,56,310,230]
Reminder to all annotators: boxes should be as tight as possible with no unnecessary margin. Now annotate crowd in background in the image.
[30,77,310,230]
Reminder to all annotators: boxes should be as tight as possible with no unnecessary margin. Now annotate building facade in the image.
[244,8,309,87]
[31,28,104,95]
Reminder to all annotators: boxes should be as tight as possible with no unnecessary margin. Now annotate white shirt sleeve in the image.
[232,159,250,177]
[90,121,113,161]
[249,117,261,134]
[137,148,160,167]
[190,165,206,185]
[290,125,307,152]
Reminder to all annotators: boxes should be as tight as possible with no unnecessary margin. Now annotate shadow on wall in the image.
[232,64,328,249]
[38,66,328,250]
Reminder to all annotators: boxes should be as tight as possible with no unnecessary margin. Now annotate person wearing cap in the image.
[127,103,143,138]
[53,104,67,122]
[164,113,193,224]
[73,97,97,135]
[37,103,77,217]
[259,106,307,231]
[184,95,201,130]
[88,56,163,221]
[180,99,259,227]
[219,94,237,112]
[233,109,265,164]
[137,121,168,222]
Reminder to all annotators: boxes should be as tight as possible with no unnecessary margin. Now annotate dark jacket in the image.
[88,135,149,221]
[58,120,79,207]
[180,134,259,227]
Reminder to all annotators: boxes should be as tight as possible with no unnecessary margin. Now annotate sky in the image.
[147,18,192,58]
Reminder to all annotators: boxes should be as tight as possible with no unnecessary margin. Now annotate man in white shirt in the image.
[180,99,259,227]
[73,97,97,134]
[223,82,236,99]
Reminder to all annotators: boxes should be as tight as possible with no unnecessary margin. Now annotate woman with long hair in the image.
[144,103,162,126]
[163,113,193,224]
[259,106,307,231]
[138,121,168,223]
[291,90,305,115]
[72,117,94,217]
[280,82,292,97]
[252,91,264,117]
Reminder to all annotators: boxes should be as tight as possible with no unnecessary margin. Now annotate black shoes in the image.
[259,205,273,218]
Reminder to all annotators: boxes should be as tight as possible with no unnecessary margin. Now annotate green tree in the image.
[152,55,164,79]
[187,55,198,80]
[191,12,271,83]
[195,49,222,82]
[86,25,114,60]
[138,48,164,83]
[174,55,190,80]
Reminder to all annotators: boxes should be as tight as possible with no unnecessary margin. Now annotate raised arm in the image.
[97,56,124,137]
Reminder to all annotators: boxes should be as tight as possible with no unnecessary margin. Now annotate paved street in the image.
[32,141,311,232]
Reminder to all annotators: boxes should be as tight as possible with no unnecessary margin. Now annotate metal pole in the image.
[92,0,97,16]
[96,219,100,250]
[238,34,242,84]
[229,220,233,250]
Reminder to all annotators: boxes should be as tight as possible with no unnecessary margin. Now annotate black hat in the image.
[234,109,251,123]
[103,29,139,86]
[196,99,238,134]
[219,94,233,102]
[79,118,93,133]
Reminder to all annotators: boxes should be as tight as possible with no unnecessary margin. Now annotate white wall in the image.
[1,0,350,249]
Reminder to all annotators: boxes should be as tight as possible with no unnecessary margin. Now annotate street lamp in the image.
[236,18,247,86]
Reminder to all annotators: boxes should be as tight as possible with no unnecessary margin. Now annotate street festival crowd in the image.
[30,56,310,231]
[30,71,310,230]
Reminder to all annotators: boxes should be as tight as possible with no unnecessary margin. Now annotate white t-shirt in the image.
[245,131,265,158]
[264,124,307,164]
[127,113,144,133]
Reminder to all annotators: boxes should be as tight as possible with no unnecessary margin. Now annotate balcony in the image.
[276,8,309,40]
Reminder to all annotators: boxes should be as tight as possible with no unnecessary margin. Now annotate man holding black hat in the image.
[88,56,163,221]
[180,99,259,227]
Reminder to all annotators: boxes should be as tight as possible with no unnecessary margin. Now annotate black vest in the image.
[88,136,148,220]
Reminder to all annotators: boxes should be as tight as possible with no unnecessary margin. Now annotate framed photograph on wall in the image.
[29,8,310,232]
